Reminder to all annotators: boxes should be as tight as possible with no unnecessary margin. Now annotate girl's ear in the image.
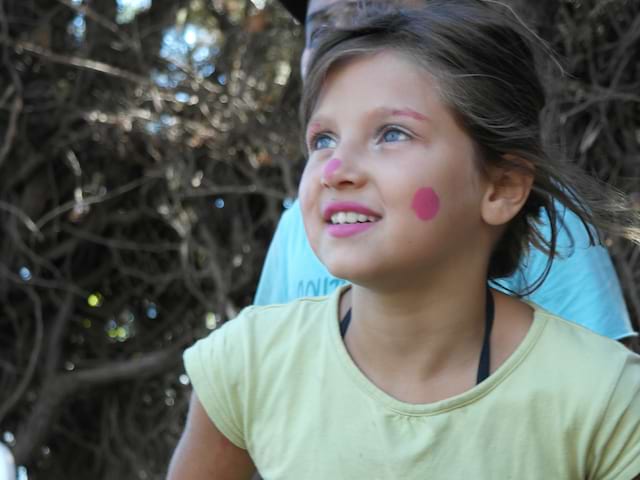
[481,154,534,226]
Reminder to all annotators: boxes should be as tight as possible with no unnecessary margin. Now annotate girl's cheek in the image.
[298,162,320,210]
[411,187,441,221]
[298,166,312,202]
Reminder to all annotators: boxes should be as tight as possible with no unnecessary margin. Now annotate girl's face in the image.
[299,51,493,289]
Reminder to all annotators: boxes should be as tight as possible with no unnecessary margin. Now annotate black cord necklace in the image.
[339,286,495,385]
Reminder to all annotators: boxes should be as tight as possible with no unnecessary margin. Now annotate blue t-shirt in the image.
[254,200,636,340]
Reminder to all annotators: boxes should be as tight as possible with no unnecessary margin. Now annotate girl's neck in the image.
[339,276,534,404]
[340,277,492,402]
[351,280,487,351]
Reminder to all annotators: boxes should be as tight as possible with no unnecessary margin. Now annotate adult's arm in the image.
[167,393,255,480]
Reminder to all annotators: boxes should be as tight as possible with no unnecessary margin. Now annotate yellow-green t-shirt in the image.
[184,286,640,479]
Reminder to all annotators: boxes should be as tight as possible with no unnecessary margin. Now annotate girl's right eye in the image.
[310,134,337,151]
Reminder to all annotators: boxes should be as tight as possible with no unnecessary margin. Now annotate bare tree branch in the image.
[0,37,152,85]
[13,346,182,465]
[0,287,44,424]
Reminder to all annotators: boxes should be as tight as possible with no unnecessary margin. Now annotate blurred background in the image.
[0,0,638,478]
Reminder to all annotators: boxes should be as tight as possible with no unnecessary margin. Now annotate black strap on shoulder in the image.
[340,308,352,338]
[339,286,495,386]
[476,286,494,385]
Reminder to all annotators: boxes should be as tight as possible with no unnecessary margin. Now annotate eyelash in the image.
[307,125,413,152]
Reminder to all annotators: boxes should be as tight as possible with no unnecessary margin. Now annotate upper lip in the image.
[322,201,382,222]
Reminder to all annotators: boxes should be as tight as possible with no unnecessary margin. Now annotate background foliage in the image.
[0,0,638,478]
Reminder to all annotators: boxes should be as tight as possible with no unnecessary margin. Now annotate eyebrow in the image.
[306,121,324,134]
[381,107,430,122]
[305,107,429,134]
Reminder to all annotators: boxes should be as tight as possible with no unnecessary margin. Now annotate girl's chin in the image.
[323,261,378,286]
[323,262,358,283]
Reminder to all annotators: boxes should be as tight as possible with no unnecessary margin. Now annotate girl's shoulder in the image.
[487,302,640,480]
[496,291,635,368]
[492,292,638,400]
[191,288,343,363]
[513,297,639,392]
[233,290,339,336]
[532,301,635,358]
[183,289,342,406]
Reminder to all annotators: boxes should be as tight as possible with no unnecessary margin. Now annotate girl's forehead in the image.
[312,52,442,118]
[323,52,436,96]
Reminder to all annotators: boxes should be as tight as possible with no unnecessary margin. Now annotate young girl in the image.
[168,2,640,478]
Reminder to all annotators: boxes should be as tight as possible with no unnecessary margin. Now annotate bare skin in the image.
[166,394,256,480]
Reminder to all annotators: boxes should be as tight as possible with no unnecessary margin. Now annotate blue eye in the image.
[311,134,337,151]
[381,128,410,143]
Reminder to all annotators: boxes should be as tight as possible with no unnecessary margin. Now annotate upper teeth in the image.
[330,212,378,224]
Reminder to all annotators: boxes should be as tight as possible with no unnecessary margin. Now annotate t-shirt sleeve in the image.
[588,353,640,480]
[183,309,254,450]
[502,201,635,340]
[253,206,294,306]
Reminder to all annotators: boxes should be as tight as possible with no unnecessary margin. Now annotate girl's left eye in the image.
[380,127,410,143]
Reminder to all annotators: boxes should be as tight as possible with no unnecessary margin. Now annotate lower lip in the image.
[327,222,376,238]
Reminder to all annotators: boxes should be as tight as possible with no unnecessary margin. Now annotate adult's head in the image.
[280,0,424,78]
[299,1,608,285]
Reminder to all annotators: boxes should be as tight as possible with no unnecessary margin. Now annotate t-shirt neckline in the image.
[326,284,548,416]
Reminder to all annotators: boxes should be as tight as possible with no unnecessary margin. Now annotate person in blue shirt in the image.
[255,0,637,343]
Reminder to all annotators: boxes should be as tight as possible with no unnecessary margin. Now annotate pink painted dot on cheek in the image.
[323,158,342,180]
[411,187,441,221]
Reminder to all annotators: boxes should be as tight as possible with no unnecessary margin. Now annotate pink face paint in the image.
[411,187,440,221]
[323,158,342,180]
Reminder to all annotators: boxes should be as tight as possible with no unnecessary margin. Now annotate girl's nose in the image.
[321,156,366,189]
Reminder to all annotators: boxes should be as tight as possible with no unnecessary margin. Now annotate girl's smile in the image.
[322,200,382,238]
